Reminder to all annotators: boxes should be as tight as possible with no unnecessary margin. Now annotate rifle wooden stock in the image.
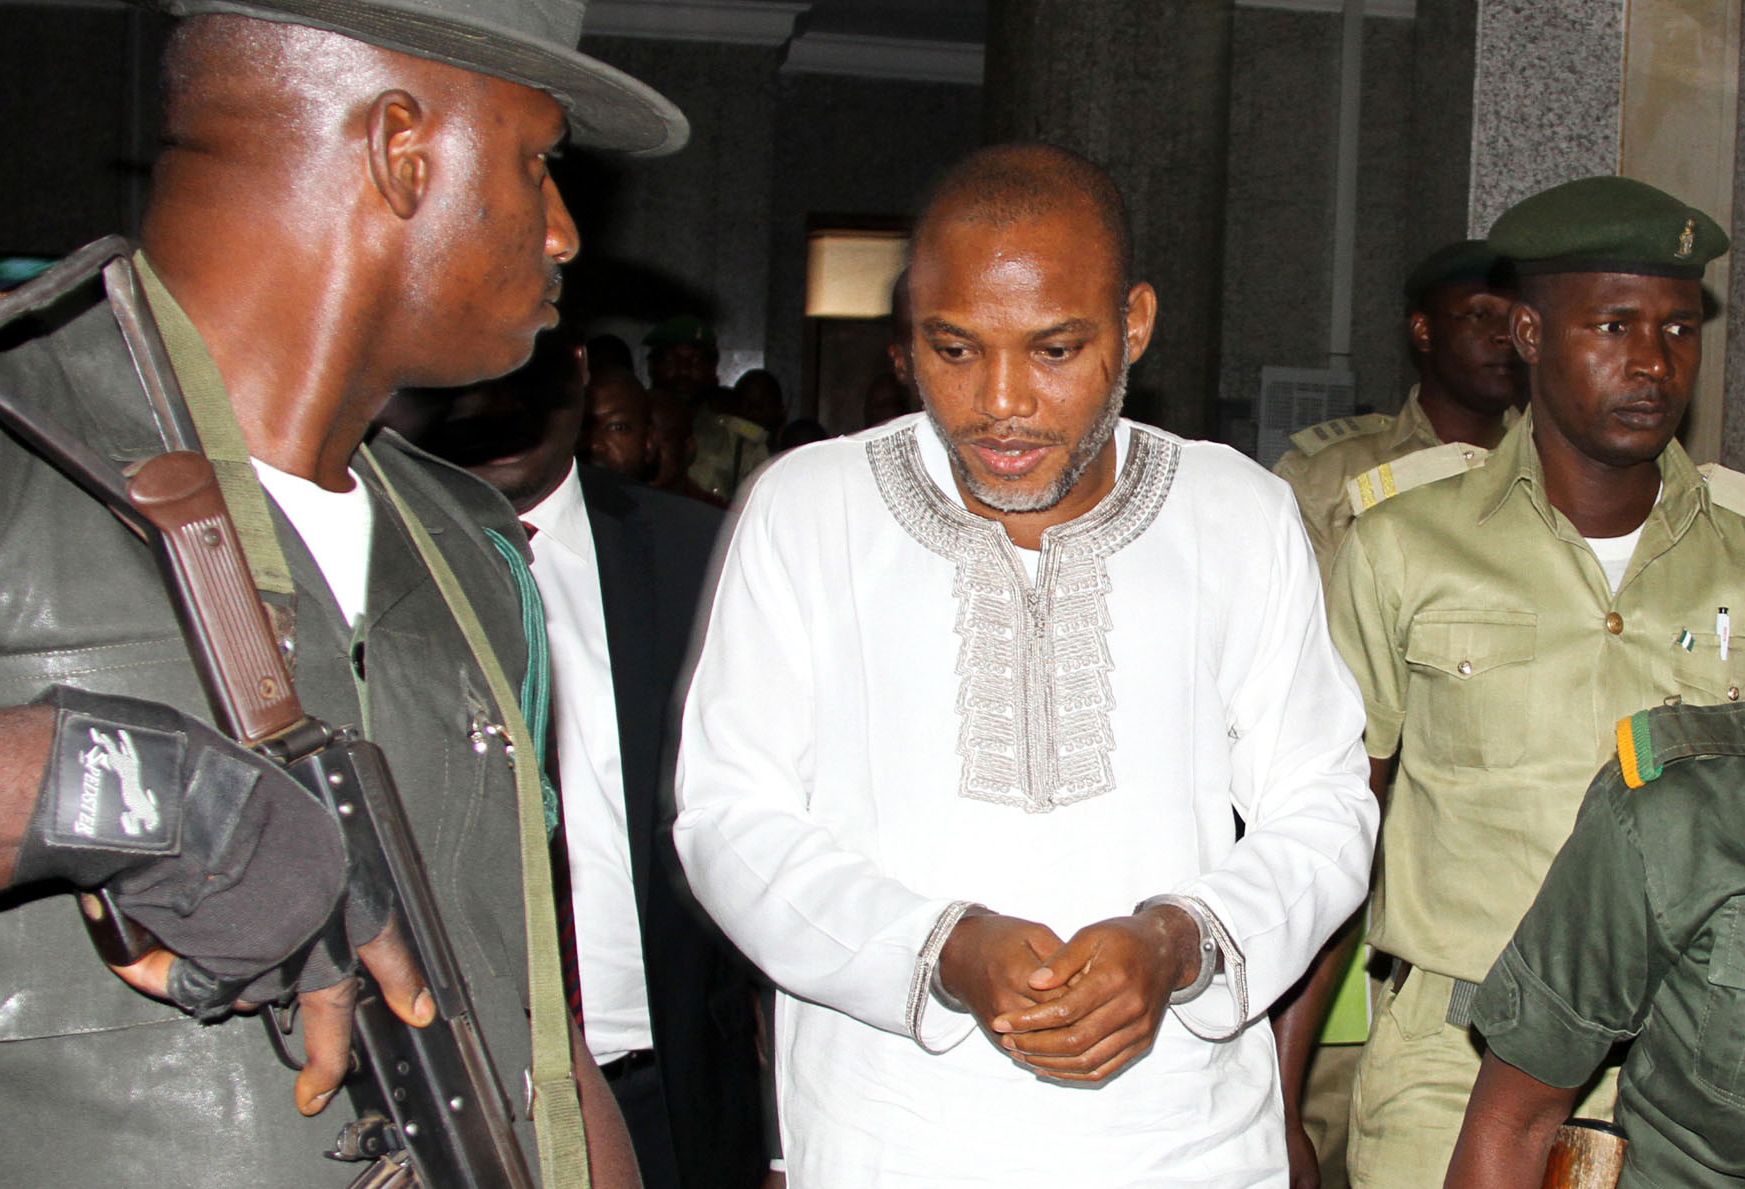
[1543,1119,1627,1189]
[126,451,303,745]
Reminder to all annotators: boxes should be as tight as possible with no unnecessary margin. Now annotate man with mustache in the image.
[1323,176,1745,1185]
[397,326,764,1189]
[671,143,1378,1185]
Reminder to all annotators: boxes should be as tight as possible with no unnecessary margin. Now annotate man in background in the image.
[645,315,769,501]
[1273,240,1524,585]
[586,365,655,478]
[1270,239,1526,1186]
[404,329,765,1189]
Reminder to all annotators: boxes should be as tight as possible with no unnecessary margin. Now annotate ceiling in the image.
[799,0,986,44]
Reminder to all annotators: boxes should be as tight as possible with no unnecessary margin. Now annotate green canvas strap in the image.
[132,255,296,607]
[484,527,561,837]
[361,445,589,1189]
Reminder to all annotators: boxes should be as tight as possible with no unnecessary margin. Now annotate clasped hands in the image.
[935,906,1203,1083]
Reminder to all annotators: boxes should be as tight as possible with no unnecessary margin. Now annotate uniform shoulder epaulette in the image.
[1345,441,1490,517]
[1616,701,1745,788]
[1288,413,1392,457]
[1616,708,1667,788]
[1699,462,1745,517]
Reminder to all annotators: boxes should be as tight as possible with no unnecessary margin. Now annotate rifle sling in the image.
[132,256,297,616]
[362,444,590,1189]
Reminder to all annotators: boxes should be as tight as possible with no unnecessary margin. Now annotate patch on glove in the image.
[44,713,184,854]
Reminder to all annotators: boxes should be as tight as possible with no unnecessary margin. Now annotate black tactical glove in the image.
[12,684,349,1018]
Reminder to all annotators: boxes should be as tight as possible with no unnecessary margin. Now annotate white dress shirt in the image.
[523,463,653,1063]
[674,415,1377,1186]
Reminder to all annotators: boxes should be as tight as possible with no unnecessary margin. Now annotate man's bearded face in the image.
[924,348,1129,514]
[907,204,1147,530]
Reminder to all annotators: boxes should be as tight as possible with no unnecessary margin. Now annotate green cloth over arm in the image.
[1471,772,1666,1088]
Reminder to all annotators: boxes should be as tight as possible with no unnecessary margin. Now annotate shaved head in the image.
[910,143,1132,303]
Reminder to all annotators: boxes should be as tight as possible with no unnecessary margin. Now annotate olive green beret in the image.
[643,315,717,351]
[1488,176,1728,279]
[1403,239,1515,307]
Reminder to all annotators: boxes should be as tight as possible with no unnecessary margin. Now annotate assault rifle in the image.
[0,240,535,1188]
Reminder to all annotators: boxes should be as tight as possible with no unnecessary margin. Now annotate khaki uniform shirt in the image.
[1329,412,1745,984]
[1475,701,1745,1186]
[1272,386,1442,586]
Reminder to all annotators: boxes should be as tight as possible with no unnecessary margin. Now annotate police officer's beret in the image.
[643,315,717,350]
[1403,240,1515,307]
[1488,176,1729,279]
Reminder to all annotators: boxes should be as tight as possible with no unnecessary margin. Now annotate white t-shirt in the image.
[1586,523,1645,595]
[1584,485,1660,595]
[249,458,373,626]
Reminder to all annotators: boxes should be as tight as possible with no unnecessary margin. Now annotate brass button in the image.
[1730,686,1741,702]
[1456,660,1474,677]
[1605,612,1624,635]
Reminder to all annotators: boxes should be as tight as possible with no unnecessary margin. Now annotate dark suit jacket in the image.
[573,466,765,1189]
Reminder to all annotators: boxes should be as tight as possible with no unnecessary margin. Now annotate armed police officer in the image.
[0,0,687,1183]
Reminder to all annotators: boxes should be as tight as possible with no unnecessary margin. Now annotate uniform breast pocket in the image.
[1673,633,1745,706]
[1696,897,1745,1107]
[1404,610,1537,769]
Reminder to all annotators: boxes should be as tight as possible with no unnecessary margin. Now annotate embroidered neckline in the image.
[866,423,1179,812]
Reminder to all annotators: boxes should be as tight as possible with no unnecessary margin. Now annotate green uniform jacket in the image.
[1475,700,1745,1186]
[1328,412,1745,984]
[0,269,541,1184]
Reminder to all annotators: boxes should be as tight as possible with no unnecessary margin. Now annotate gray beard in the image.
[925,358,1130,515]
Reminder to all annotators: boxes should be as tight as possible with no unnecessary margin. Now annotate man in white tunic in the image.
[673,144,1378,1187]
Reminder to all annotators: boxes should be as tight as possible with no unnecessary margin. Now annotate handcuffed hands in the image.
[938,904,1203,1083]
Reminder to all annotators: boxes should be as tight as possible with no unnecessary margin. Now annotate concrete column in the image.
[1407,0,1480,268]
[1466,0,1742,464]
[982,0,1235,437]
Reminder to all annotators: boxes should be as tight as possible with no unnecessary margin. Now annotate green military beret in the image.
[1488,176,1729,279]
[643,314,717,350]
[1403,239,1515,307]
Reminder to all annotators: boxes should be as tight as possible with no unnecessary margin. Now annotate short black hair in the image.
[909,143,1133,298]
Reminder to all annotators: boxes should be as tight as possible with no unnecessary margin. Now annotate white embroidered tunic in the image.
[674,415,1377,1187]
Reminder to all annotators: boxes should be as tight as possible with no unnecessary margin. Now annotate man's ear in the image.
[366,89,428,220]
[886,339,911,388]
[1408,310,1432,356]
[1510,301,1542,365]
[1123,282,1159,362]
